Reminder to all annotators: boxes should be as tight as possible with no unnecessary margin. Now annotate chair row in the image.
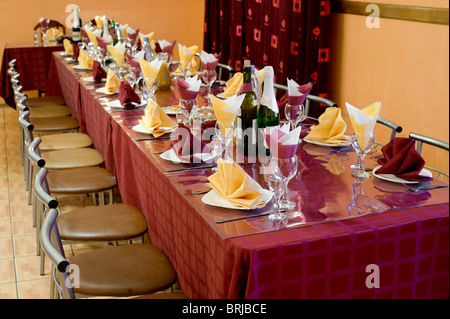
[8,59,188,299]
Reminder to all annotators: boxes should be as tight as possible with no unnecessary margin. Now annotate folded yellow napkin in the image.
[78,49,94,69]
[346,101,382,151]
[63,39,73,55]
[86,29,99,49]
[207,159,263,209]
[105,68,121,95]
[305,107,349,145]
[139,58,163,87]
[222,69,264,97]
[107,44,126,68]
[94,16,103,30]
[139,32,156,51]
[138,100,177,137]
[42,27,63,40]
[210,94,245,135]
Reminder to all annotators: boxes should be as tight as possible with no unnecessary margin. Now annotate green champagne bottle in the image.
[71,8,81,44]
[257,66,280,156]
[237,60,258,158]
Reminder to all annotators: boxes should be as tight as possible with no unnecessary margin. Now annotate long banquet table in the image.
[0,41,63,108]
[47,51,449,299]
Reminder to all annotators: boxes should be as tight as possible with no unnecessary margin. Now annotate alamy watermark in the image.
[366,4,381,29]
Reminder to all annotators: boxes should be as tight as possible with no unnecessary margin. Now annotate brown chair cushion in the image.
[132,293,189,299]
[27,96,66,107]
[69,244,177,297]
[29,105,71,118]
[41,148,104,170]
[57,204,148,241]
[30,117,80,132]
[40,133,92,151]
[47,167,116,194]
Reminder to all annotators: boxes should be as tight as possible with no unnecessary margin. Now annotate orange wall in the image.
[329,0,449,176]
[0,0,205,63]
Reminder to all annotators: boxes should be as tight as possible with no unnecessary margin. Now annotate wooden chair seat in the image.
[47,167,116,195]
[41,148,104,170]
[28,105,71,118]
[40,133,92,151]
[30,117,80,132]
[26,96,66,107]
[66,244,177,297]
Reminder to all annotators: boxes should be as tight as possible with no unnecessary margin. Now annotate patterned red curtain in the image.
[203,0,332,119]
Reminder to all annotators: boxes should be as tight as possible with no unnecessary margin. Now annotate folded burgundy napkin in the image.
[287,80,313,106]
[158,39,176,56]
[39,18,50,31]
[264,124,302,159]
[96,36,109,56]
[376,137,432,182]
[92,61,107,83]
[80,28,90,45]
[119,81,141,108]
[200,51,221,71]
[170,124,211,163]
[127,28,140,45]
[72,44,80,60]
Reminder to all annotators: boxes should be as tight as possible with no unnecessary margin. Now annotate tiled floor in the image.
[0,101,124,299]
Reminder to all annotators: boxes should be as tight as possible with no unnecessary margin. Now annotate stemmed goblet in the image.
[285,103,305,131]
[351,132,375,179]
[143,77,157,102]
[270,155,298,210]
[179,60,193,79]
[202,70,217,103]
[214,120,236,162]
[268,176,287,221]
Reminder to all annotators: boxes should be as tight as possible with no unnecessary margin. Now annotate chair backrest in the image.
[273,83,338,120]
[216,63,234,81]
[194,53,202,72]
[409,132,449,178]
[40,207,75,299]
[33,20,66,34]
[376,117,403,145]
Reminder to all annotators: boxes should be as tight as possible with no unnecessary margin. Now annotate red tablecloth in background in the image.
[49,52,449,299]
[0,41,63,108]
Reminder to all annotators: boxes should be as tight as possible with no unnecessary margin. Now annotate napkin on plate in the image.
[222,69,264,97]
[170,123,211,163]
[200,51,221,71]
[86,29,102,49]
[305,107,349,145]
[105,68,121,95]
[63,39,73,55]
[138,100,177,137]
[158,39,176,56]
[376,137,432,182]
[206,159,264,209]
[287,79,313,105]
[107,42,126,67]
[42,28,63,40]
[210,94,245,134]
[78,49,94,69]
[139,58,163,87]
[72,44,80,60]
[264,124,302,158]
[119,81,141,108]
[345,101,382,151]
[174,75,202,102]
[92,61,107,82]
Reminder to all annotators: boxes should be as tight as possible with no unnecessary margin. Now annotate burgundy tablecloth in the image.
[50,52,449,299]
[0,41,63,108]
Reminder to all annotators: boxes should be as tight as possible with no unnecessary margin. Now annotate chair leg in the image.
[27,164,34,205]
[109,189,114,204]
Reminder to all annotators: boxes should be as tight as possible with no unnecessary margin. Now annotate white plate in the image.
[95,87,118,95]
[162,105,180,115]
[60,53,73,58]
[303,135,352,147]
[131,124,176,136]
[372,165,433,184]
[202,189,273,210]
[106,99,146,108]
[82,76,106,83]
[160,149,215,164]
[73,65,92,71]
[64,57,77,62]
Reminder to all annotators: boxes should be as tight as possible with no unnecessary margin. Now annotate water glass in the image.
[270,156,298,210]
[215,120,236,162]
[285,103,305,131]
[202,70,217,101]
[351,132,375,179]
[268,176,287,221]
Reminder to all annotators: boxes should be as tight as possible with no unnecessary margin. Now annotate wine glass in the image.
[176,107,190,126]
[179,60,193,79]
[210,135,223,172]
[215,120,236,162]
[143,77,157,102]
[351,132,375,179]
[202,70,217,101]
[270,155,298,210]
[285,103,305,131]
[268,176,287,221]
